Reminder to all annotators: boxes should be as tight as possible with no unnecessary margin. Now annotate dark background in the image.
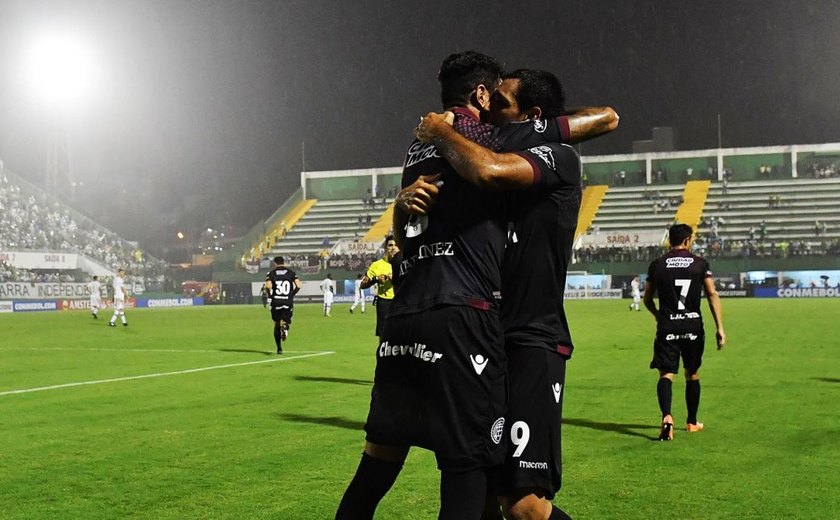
[1,0,838,251]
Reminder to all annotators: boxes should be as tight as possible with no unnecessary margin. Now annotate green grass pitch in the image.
[1,299,838,519]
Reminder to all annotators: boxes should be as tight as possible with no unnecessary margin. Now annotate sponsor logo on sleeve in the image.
[404,142,440,168]
[527,145,555,170]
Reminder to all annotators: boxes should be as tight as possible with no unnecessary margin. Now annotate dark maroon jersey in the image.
[495,119,581,356]
[266,267,298,308]
[391,108,506,316]
[646,249,712,333]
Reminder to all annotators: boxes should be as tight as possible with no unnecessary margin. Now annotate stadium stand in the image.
[587,183,686,233]
[696,177,840,257]
[268,197,394,256]
[0,170,168,288]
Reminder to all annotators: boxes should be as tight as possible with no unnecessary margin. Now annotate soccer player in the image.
[349,274,366,314]
[359,236,399,339]
[629,275,642,311]
[336,51,508,520]
[266,256,301,354]
[320,273,336,317]
[414,69,617,520]
[643,223,726,441]
[88,275,102,319]
[108,268,128,327]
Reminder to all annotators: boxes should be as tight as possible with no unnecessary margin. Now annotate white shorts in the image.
[323,293,334,305]
[114,298,125,311]
[90,297,102,308]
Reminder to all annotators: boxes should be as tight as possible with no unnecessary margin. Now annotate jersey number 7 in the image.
[674,279,691,310]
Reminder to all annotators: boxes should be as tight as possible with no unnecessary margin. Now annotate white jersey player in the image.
[629,275,641,311]
[320,274,336,317]
[109,268,129,327]
[88,276,102,319]
[349,274,366,314]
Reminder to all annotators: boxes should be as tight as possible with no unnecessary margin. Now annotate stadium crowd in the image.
[0,175,168,284]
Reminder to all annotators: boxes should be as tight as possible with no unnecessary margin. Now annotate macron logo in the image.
[470,354,489,375]
[552,383,563,403]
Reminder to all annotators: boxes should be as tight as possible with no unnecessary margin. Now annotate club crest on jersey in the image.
[666,257,695,269]
[490,417,505,444]
[404,141,440,168]
[533,118,547,133]
[527,145,555,170]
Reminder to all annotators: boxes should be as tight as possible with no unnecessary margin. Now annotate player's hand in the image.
[415,112,455,143]
[396,174,442,215]
[716,329,726,350]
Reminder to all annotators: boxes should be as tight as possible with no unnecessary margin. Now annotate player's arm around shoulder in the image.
[561,106,619,144]
[703,276,726,349]
[416,112,534,191]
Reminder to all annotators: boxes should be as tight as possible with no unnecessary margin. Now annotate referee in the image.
[360,235,399,341]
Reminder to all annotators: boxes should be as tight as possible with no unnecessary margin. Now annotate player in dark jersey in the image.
[336,50,508,520]
[643,223,726,441]
[415,69,618,520]
[265,256,301,354]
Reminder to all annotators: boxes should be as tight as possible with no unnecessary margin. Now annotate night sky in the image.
[1,0,838,251]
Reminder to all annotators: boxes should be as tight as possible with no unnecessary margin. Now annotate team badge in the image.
[533,119,547,133]
[490,417,505,444]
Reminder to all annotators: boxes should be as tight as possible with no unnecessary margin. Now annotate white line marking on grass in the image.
[0,347,328,354]
[0,351,335,397]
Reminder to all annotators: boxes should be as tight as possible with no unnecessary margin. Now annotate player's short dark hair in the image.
[273,256,284,265]
[93,275,99,280]
[438,51,503,108]
[504,69,566,118]
[385,235,396,245]
[669,224,693,247]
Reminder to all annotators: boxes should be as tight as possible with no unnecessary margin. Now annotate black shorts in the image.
[374,298,392,337]
[270,306,293,325]
[650,330,705,374]
[493,345,566,499]
[365,305,507,472]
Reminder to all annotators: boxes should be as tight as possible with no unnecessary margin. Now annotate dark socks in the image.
[335,453,404,519]
[439,469,488,520]
[657,377,672,418]
[549,505,574,520]
[273,327,283,348]
[686,379,701,424]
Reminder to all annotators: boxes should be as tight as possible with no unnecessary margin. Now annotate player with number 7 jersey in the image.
[643,224,725,441]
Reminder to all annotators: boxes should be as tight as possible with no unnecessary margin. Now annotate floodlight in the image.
[21,28,101,111]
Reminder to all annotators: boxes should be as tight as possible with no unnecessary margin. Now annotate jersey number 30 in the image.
[275,280,292,296]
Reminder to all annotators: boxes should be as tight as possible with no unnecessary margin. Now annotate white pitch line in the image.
[0,347,327,354]
[0,351,335,397]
